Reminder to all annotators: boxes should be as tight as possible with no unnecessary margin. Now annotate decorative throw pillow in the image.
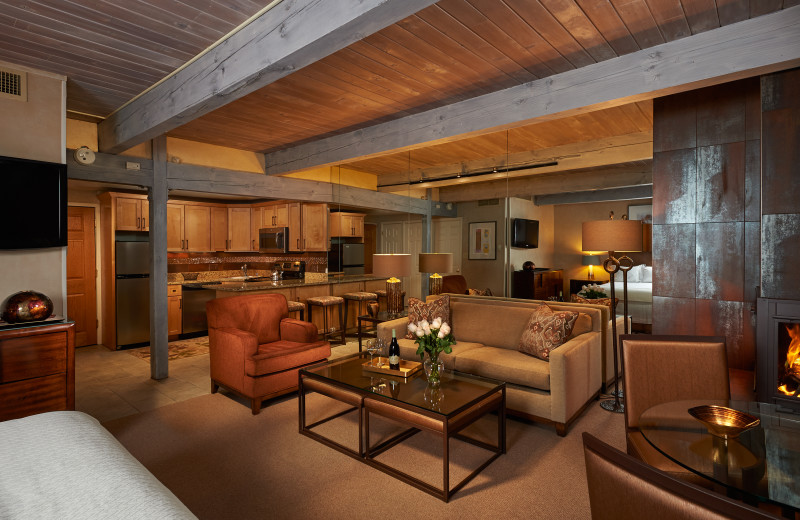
[405,294,451,339]
[467,288,493,296]
[627,264,646,283]
[641,265,653,283]
[518,305,579,361]
[573,295,618,309]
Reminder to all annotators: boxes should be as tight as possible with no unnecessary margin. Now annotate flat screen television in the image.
[0,155,68,249]
[512,218,539,248]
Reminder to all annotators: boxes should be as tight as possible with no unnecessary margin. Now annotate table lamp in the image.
[418,253,453,296]
[372,254,411,316]
[582,219,643,413]
[582,254,601,280]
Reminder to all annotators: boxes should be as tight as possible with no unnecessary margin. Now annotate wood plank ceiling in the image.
[0,0,790,182]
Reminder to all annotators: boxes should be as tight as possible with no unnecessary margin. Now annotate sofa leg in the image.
[555,423,567,437]
[251,399,262,415]
[211,381,219,394]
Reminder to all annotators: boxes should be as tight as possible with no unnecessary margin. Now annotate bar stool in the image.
[287,300,305,321]
[342,291,378,336]
[374,289,405,312]
[306,295,345,345]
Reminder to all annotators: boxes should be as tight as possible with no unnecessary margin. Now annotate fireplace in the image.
[757,298,800,412]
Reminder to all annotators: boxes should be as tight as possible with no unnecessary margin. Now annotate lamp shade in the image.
[418,253,453,274]
[372,254,411,278]
[582,254,601,266]
[582,220,643,252]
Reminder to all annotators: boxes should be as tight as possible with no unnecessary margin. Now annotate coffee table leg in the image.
[443,424,450,502]
[298,374,306,433]
[358,318,363,352]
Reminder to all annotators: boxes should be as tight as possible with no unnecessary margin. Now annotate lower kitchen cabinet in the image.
[168,285,182,338]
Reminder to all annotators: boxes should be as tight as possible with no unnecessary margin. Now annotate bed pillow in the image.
[641,265,653,283]
[626,264,644,283]
[517,305,579,361]
[405,294,450,339]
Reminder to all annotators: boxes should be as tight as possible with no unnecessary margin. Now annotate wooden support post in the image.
[149,136,169,380]
[421,190,433,298]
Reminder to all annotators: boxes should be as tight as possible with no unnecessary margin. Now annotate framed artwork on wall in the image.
[468,221,496,260]
[627,204,653,224]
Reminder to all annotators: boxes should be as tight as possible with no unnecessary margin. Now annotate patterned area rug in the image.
[127,337,210,361]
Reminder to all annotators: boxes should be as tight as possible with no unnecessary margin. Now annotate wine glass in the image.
[366,339,379,366]
[374,338,386,366]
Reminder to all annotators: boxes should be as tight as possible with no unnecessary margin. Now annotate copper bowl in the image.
[688,405,760,439]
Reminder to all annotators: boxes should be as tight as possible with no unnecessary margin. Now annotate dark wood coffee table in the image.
[299,355,506,502]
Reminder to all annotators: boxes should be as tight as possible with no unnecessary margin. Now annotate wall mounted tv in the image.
[0,155,68,249]
[512,218,539,248]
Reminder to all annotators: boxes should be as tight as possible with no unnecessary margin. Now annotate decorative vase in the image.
[2,290,54,323]
[423,352,444,385]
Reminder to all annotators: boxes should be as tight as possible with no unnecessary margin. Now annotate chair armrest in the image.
[210,328,259,390]
[548,331,602,424]
[376,318,408,346]
[213,327,259,358]
[280,318,318,343]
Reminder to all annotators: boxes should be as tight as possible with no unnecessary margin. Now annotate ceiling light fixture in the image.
[378,160,558,188]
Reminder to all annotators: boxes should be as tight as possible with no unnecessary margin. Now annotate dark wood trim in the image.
[507,388,601,437]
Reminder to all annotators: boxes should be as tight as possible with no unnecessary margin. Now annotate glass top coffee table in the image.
[299,354,506,502]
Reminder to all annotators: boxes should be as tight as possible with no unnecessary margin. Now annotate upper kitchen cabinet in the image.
[166,203,185,251]
[210,206,228,251]
[301,203,328,251]
[330,212,365,239]
[166,202,211,252]
[262,202,289,228]
[115,195,148,231]
[228,206,254,251]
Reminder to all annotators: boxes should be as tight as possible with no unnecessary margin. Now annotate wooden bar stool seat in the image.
[342,292,378,336]
[307,295,346,345]
[287,300,305,321]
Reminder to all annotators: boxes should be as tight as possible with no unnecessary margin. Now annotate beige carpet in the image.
[104,389,626,520]
[126,337,210,361]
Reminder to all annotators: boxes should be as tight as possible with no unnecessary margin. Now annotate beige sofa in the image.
[377,294,603,436]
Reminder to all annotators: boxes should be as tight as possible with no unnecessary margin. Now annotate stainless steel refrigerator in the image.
[115,241,150,348]
[329,243,365,275]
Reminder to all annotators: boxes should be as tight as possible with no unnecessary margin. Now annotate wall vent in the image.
[478,199,500,206]
[0,67,27,101]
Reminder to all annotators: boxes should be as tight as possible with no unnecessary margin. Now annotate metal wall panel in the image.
[653,224,696,299]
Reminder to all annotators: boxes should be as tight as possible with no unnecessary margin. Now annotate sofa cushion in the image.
[405,294,450,339]
[568,313,593,338]
[518,305,579,361]
[454,346,551,391]
[397,337,482,370]
[246,340,330,377]
[450,302,542,350]
[573,295,617,309]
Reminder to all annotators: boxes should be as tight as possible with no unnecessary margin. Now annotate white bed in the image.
[0,411,196,520]
[598,264,652,325]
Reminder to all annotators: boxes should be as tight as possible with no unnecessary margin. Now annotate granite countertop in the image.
[168,271,384,291]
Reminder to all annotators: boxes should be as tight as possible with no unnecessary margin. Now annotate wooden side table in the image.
[570,278,599,298]
[357,311,407,352]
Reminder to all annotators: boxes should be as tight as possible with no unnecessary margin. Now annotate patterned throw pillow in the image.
[405,294,451,339]
[467,288,493,296]
[573,295,618,309]
[517,305,579,361]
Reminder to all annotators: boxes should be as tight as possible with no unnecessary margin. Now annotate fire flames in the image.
[778,323,800,397]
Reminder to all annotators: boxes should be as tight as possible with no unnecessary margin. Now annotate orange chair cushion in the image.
[246,340,330,377]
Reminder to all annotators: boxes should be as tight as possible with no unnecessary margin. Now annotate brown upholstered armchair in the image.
[206,293,331,414]
[441,275,468,294]
[620,334,730,483]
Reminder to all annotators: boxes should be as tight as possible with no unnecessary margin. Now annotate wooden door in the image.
[210,206,228,250]
[184,205,210,252]
[228,207,253,251]
[115,197,141,231]
[302,203,328,251]
[67,206,97,346]
[364,223,377,274]
[166,203,185,251]
[288,202,302,251]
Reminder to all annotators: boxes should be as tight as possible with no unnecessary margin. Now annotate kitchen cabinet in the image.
[262,203,289,228]
[330,212,365,239]
[166,203,184,251]
[211,206,228,250]
[115,196,149,231]
[288,202,301,251]
[0,322,75,421]
[168,203,212,252]
[168,285,182,338]
[301,203,328,251]
[228,207,254,251]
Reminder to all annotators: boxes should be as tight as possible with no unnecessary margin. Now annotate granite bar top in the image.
[168,270,384,291]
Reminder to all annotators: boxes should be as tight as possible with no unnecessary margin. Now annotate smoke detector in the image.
[74,146,96,165]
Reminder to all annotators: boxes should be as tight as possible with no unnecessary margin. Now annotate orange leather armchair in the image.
[207,293,331,414]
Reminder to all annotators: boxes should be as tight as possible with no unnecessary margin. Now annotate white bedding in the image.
[0,411,196,520]
[598,281,653,325]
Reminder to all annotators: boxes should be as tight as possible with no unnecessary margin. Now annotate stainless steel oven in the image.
[259,227,288,253]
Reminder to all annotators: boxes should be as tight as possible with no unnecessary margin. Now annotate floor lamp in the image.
[372,254,411,317]
[582,219,643,413]
[418,253,453,297]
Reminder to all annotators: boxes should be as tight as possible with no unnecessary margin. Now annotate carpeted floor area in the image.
[126,337,210,361]
[104,390,626,520]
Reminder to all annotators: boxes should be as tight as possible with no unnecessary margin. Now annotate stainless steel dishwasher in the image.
[181,282,219,335]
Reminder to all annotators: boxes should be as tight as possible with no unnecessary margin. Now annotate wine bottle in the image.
[558,290,564,302]
[389,329,400,370]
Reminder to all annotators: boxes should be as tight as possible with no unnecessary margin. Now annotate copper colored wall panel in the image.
[696,143,745,223]
[652,148,696,225]
[652,224,695,299]
[744,77,761,141]
[696,222,744,302]
[652,296,696,335]
[744,221,760,304]
[695,299,751,369]
[653,90,696,153]
[744,140,761,222]
[696,85,746,147]
[761,107,800,215]
[761,214,800,300]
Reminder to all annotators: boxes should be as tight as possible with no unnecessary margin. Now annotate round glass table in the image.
[639,400,800,516]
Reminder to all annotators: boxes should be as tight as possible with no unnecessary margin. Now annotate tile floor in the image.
[75,339,361,423]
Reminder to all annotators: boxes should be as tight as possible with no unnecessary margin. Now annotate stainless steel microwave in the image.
[258,227,288,253]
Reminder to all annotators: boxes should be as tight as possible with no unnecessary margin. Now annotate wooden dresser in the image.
[0,321,75,422]
[511,269,565,301]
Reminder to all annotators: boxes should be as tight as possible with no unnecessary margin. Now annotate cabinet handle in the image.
[179,299,182,309]
[186,239,188,250]
[142,217,146,229]
[136,217,140,229]
[297,238,300,249]
[252,239,255,249]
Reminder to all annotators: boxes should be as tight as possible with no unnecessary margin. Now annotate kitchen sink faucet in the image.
[241,264,248,278]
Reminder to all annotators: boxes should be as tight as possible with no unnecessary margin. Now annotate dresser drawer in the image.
[168,285,182,296]
[0,373,68,421]
[0,331,67,384]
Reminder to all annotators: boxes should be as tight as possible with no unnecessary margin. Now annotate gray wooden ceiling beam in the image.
[66,149,154,187]
[98,0,439,154]
[533,185,653,206]
[264,6,800,174]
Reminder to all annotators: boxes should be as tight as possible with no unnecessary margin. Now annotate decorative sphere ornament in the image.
[2,291,54,323]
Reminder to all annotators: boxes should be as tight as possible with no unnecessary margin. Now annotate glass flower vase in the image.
[423,352,444,385]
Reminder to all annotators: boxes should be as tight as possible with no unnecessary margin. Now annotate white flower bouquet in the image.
[578,283,608,300]
[408,317,455,361]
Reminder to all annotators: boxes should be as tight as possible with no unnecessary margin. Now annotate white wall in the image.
[508,197,554,271]
[0,63,67,315]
